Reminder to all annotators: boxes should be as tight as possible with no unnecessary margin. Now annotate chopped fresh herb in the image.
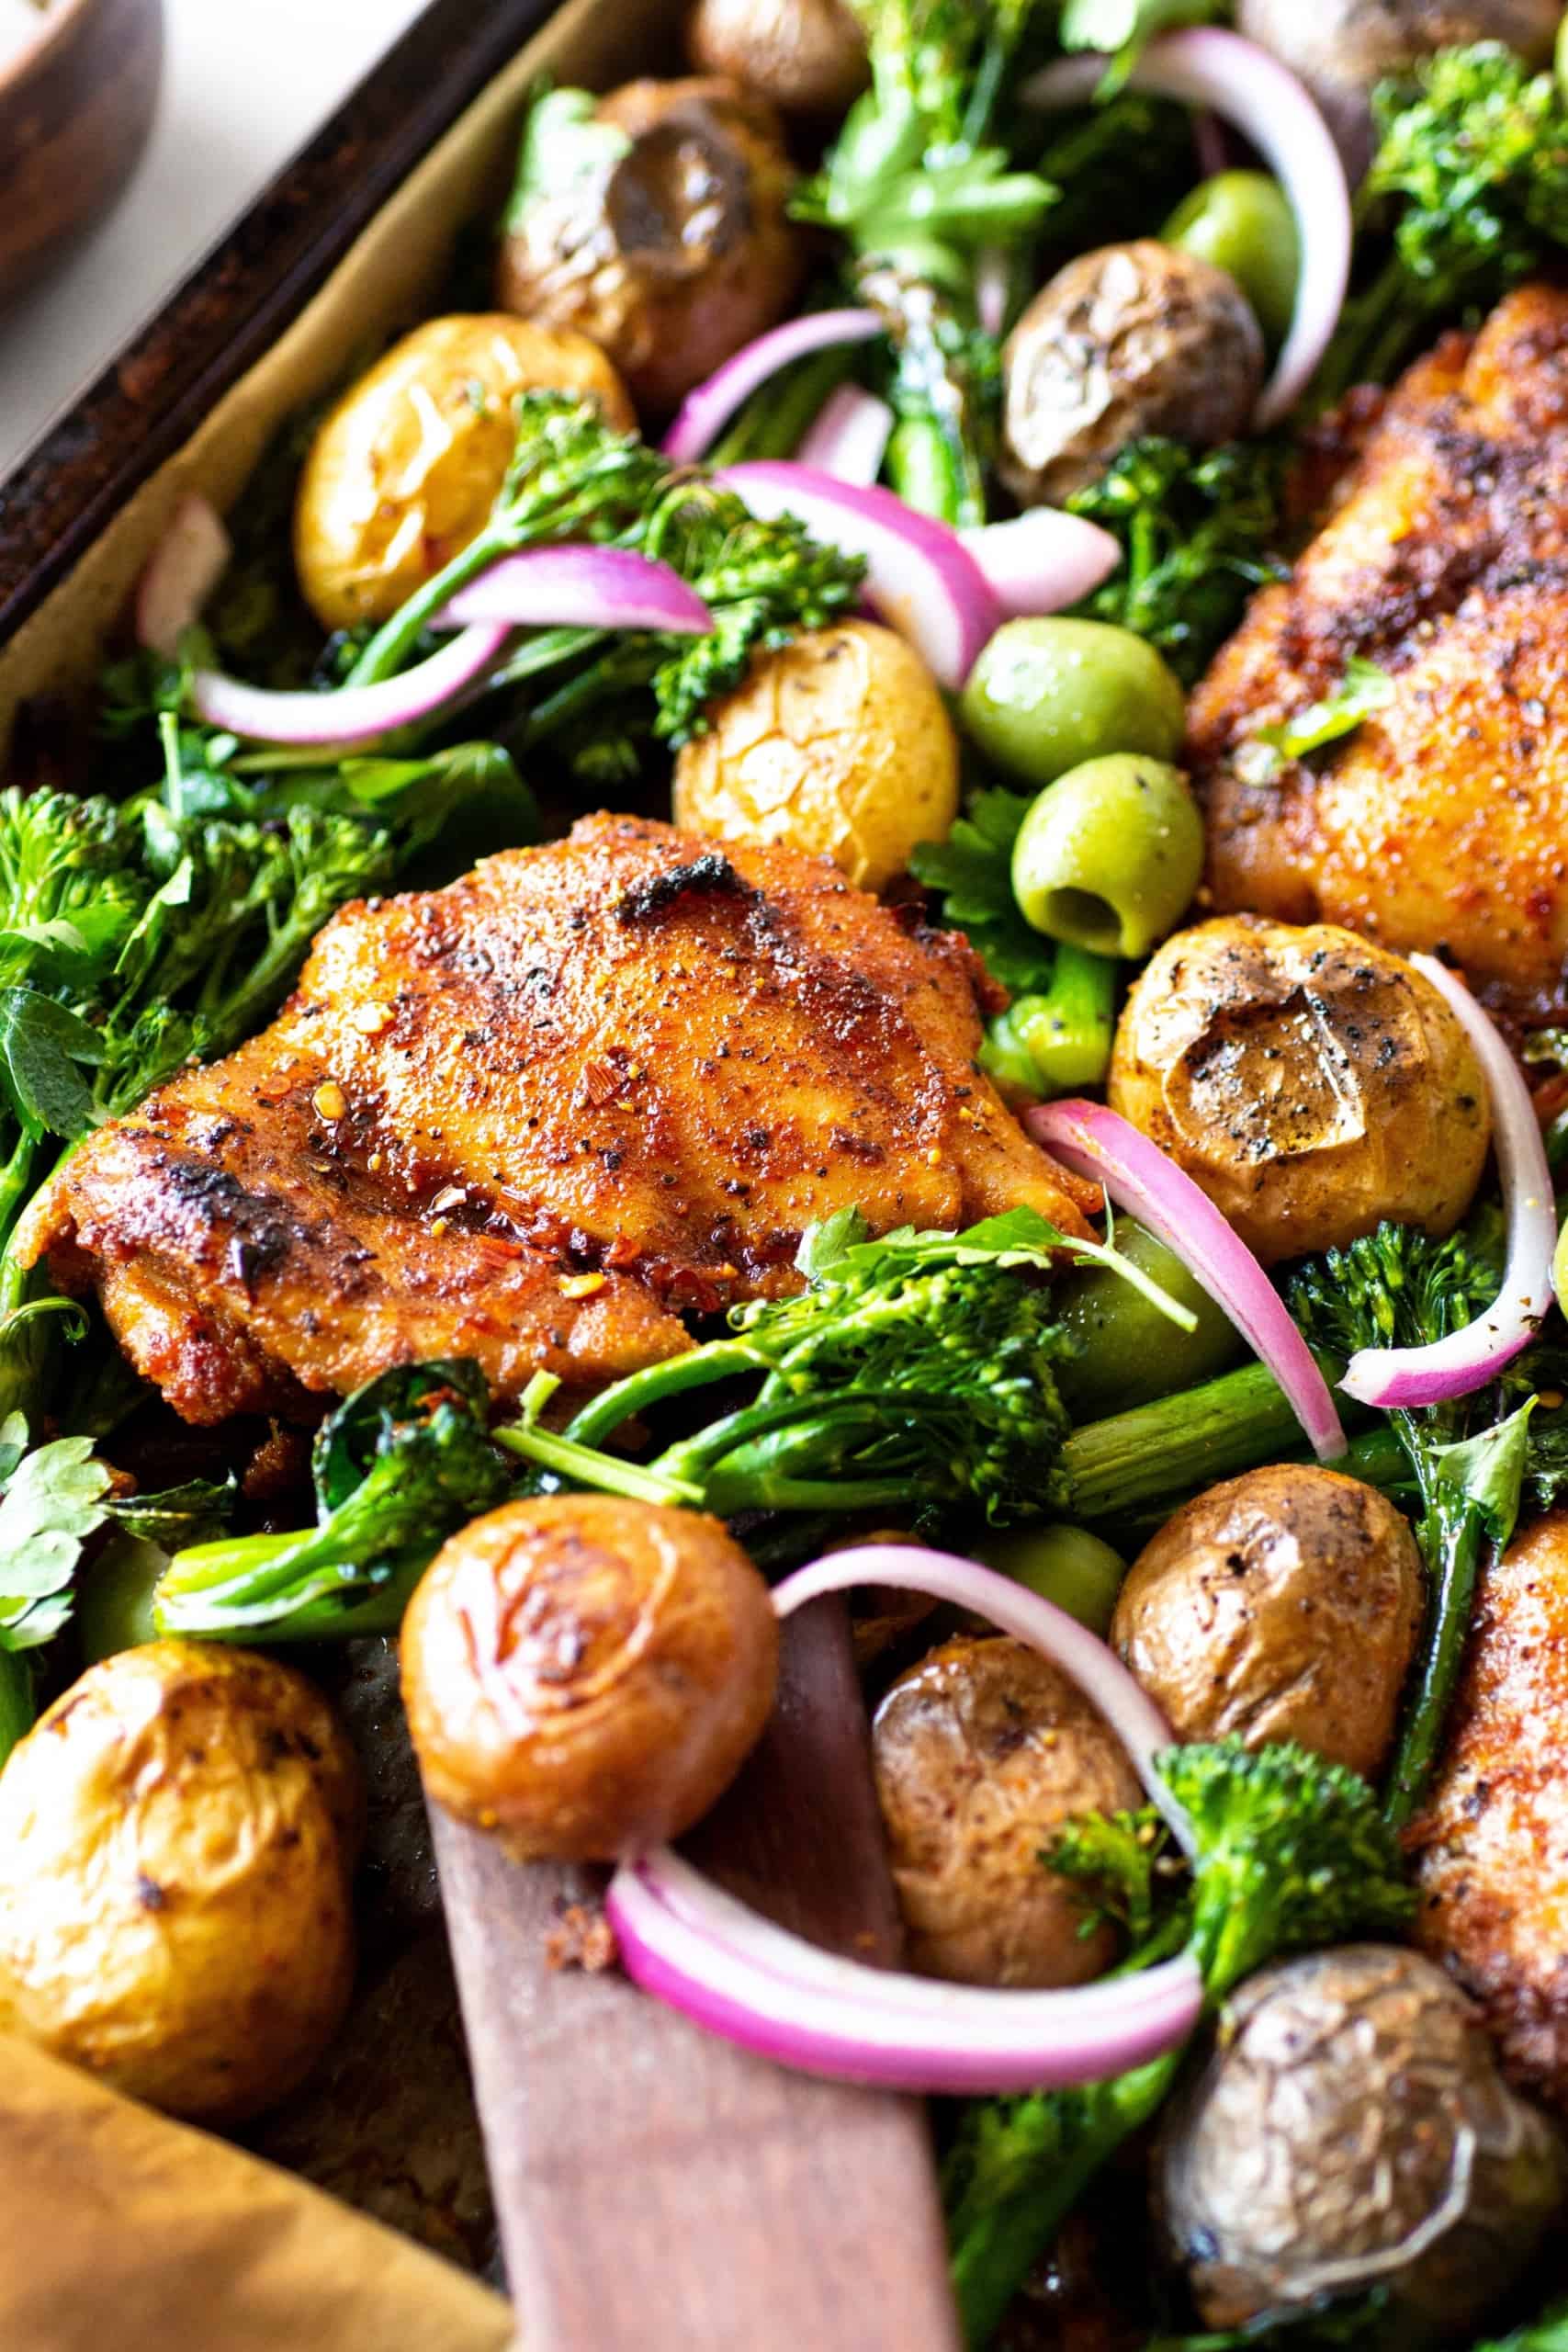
[1243,658,1395,781]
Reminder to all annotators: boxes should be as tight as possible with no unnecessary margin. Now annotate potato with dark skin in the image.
[496,77,803,416]
[1236,3,1562,179]
[1158,1945,1567,2334]
[401,1496,779,1862]
[293,315,637,632]
[1111,1465,1423,1780]
[0,1643,362,2125]
[672,620,961,891]
[1108,914,1492,1265]
[872,1636,1144,1988]
[1001,243,1265,509]
[685,0,867,114]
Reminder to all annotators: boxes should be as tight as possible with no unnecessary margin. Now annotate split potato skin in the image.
[495,77,803,415]
[401,1495,779,1862]
[1002,243,1265,509]
[872,1635,1145,1988]
[684,0,868,115]
[1108,914,1492,1265]
[293,313,636,631]
[1112,1464,1423,1781]
[0,1642,361,2125]
[673,621,961,891]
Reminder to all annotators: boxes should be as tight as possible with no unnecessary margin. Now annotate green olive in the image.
[1163,172,1301,345]
[1054,1220,1241,1421]
[1010,754,1204,958]
[972,1521,1128,1635]
[960,617,1187,790]
[78,1534,164,1664]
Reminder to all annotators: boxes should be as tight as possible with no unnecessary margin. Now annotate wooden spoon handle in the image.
[431,1594,960,2352]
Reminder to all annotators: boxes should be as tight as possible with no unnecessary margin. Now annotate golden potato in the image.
[872,1635,1144,1988]
[401,1496,778,1861]
[1111,1464,1423,1780]
[673,621,961,891]
[0,1643,361,2124]
[496,78,803,414]
[293,314,636,631]
[1108,914,1491,1264]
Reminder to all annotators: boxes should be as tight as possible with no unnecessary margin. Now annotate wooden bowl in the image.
[0,0,164,309]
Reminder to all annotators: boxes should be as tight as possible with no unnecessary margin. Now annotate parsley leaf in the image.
[1244,658,1395,781]
[908,788,1055,994]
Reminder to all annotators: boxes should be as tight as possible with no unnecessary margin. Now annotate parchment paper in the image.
[0,2034,513,2351]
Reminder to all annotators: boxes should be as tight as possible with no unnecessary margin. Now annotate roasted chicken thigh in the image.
[18,816,1090,1422]
[1190,283,1568,1023]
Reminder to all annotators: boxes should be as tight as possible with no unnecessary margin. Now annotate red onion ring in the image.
[1024,28,1352,429]
[1340,958,1555,1408]
[434,547,715,636]
[715,460,1001,689]
[135,493,233,657]
[1027,1099,1347,1463]
[190,624,512,747]
[661,310,886,467]
[604,1545,1204,2095]
[963,510,1123,619]
[794,385,895,488]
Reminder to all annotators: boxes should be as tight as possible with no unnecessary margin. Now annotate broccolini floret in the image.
[945,1737,1414,2347]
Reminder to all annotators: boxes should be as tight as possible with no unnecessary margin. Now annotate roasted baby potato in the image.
[672,620,961,891]
[685,0,867,114]
[0,1642,361,2124]
[1159,1946,1567,2334]
[872,1635,1145,1988]
[496,77,803,415]
[1108,915,1492,1265]
[401,1495,778,1861]
[293,313,636,630]
[1001,243,1265,508]
[1236,2,1561,177]
[1111,1464,1423,1780]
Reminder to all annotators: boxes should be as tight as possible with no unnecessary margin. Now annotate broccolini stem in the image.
[1382,1478,1488,1832]
[1061,1362,1310,1521]
[155,1550,424,1643]
[983,947,1117,1099]
[706,345,863,469]
[0,1647,33,1768]
[491,1417,697,1506]
[562,1339,770,1450]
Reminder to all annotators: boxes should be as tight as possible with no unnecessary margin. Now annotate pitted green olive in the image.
[1010,754,1205,958]
[960,617,1187,789]
[1052,1219,1241,1421]
[1163,172,1301,345]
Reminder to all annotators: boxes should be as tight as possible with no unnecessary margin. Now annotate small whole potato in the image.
[294,314,636,631]
[1112,1464,1423,1779]
[401,1496,778,1861]
[872,1635,1145,1987]
[1001,243,1265,509]
[685,0,868,114]
[1237,3,1562,178]
[1108,914,1492,1264]
[673,620,961,891]
[496,77,803,415]
[0,1642,361,2124]
[1159,1946,1567,2333]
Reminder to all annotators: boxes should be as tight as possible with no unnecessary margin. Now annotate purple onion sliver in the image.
[794,385,895,489]
[661,309,886,467]
[437,547,715,637]
[190,622,512,747]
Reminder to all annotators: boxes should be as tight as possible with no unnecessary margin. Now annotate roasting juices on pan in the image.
[13,3,1568,2344]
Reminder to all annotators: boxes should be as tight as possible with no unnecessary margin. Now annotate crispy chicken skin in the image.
[1411,1511,1568,2115]
[17,815,1090,1423]
[1190,283,1568,1023]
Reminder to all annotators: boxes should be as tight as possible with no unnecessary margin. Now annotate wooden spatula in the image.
[431,1593,961,2352]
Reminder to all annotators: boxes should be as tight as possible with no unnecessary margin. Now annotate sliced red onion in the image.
[436,547,714,636]
[1028,1099,1347,1463]
[1340,958,1555,1409]
[1024,29,1352,429]
[1191,107,1229,182]
[135,492,232,658]
[794,385,895,490]
[190,624,511,748]
[604,1545,1204,2094]
[963,511,1122,620]
[661,310,886,467]
[715,461,1001,690]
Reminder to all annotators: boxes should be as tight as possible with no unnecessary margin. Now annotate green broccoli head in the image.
[1287,1220,1500,1372]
